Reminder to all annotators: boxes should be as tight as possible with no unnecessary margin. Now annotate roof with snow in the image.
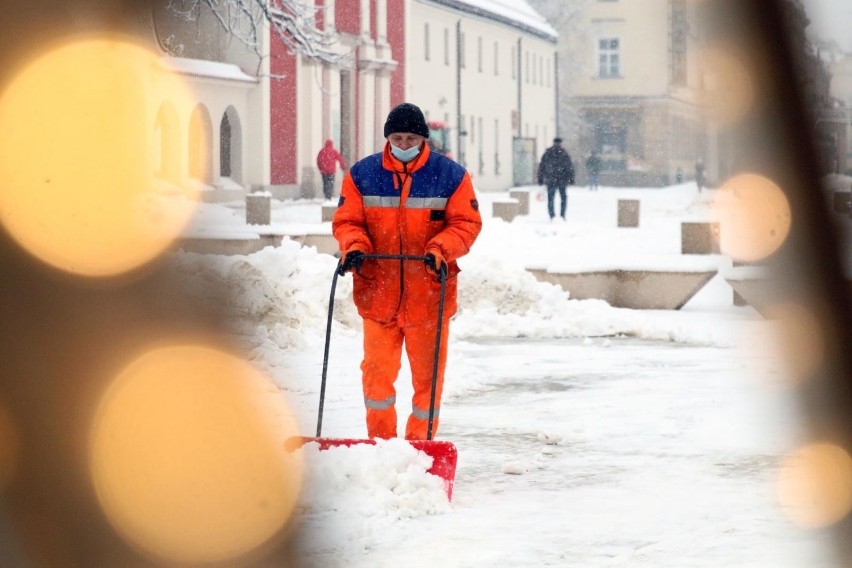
[425,0,558,42]
[159,57,257,83]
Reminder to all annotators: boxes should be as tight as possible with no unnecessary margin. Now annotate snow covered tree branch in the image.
[167,0,345,64]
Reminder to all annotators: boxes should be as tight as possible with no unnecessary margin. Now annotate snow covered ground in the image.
[174,181,839,566]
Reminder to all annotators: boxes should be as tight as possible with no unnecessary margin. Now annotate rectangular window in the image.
[471,115,475,144]
[532,53,537,84]
[477,36,483,72]
[598,37,620,78]
[494,119,500,175]
[494,42,499,75]
[546,57,551,87]
[478,117,484,175]
[525,51,530,83]
[460,32,466,68]
[539,56,543,85]
[670,0,688,85]
[444,28,450,66]
[424,23,430,61]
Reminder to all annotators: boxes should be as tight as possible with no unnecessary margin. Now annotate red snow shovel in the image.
[286,254,458,500]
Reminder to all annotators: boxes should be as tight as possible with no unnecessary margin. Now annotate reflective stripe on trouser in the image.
[361,316,450,440]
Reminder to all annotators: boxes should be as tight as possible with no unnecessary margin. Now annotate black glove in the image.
[337,250,365,276]
[424,252,446,277]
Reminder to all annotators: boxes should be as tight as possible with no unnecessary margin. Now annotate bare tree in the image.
[527,0,593,147]
[167,0,345,63]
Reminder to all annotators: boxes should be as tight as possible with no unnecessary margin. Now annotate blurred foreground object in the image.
[700,0,852,562]
[0,2,305,565]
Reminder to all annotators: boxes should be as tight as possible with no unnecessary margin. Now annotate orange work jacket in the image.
[332,142,482,326]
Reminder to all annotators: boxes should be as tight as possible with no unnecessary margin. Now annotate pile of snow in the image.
[290,439,451,561]
[171,184,756,356]
[297,439,450,519]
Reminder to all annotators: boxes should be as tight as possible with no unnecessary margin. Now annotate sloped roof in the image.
[159,57,257,83]
[427,0,558,41]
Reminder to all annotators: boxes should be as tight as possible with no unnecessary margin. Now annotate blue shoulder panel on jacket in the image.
[350,152,466,199]
[350,153,397,197]
[410,154,466,199]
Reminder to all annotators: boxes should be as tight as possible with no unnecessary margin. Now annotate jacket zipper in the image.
[395,164,408,315]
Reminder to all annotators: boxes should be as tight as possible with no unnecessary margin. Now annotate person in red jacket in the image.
[332,103,482,440]
[316,139,347,200]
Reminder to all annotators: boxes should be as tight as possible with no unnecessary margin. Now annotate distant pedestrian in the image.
[585,151,602,191]
[316,139,347,200]
[538,138,575,220]
[695,159,706,192]
[676,166,683,184]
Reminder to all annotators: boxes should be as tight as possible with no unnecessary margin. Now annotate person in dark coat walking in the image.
[538,138,575,220]
[695,158,706,192]
[585,151,602,191]
[316,139,347,200]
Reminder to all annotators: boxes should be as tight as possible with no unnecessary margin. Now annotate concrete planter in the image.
[529,267,717,310]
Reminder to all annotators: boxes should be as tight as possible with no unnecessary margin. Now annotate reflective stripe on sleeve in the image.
[411,403,440,421]
[363,196,401,208]
[364,395,396,410]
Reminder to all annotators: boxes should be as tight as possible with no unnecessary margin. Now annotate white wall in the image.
[154,72,256,195]
[408,0,558,192]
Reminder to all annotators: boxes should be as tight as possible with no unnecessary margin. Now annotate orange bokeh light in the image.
[778,443,852,528]
[711,173,792,262]
[89,343,301,565]
[0,38,199,277]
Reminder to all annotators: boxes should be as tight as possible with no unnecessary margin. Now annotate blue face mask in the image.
[390,143,421,163]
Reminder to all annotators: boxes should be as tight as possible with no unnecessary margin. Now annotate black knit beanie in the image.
[383,103,430,139]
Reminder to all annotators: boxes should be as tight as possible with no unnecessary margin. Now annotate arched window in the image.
[219,106,243,183]
[220,114,231,177]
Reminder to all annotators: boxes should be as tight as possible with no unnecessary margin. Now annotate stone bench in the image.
[508,189,531,215]
[681,222,721,254]
[617,199,640,227]
[492,199,520,222]
[723,263,777,312]
[246,192,271,225]
[528,267,717,310]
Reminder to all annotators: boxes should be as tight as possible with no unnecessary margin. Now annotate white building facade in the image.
[402,0,558,191]
[143,0,556,199]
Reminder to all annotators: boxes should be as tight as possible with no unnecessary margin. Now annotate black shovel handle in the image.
[317,253,447,440]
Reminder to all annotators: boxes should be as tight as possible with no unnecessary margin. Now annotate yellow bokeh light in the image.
[778,443,852,528]
[89,344,301,565]
[698,48,756,127]
[0,38,199,277]
[711,173,792,262]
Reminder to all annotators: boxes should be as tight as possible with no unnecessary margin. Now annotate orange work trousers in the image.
[361,316,450,440]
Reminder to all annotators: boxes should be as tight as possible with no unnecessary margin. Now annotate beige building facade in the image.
[567,0,705,187]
